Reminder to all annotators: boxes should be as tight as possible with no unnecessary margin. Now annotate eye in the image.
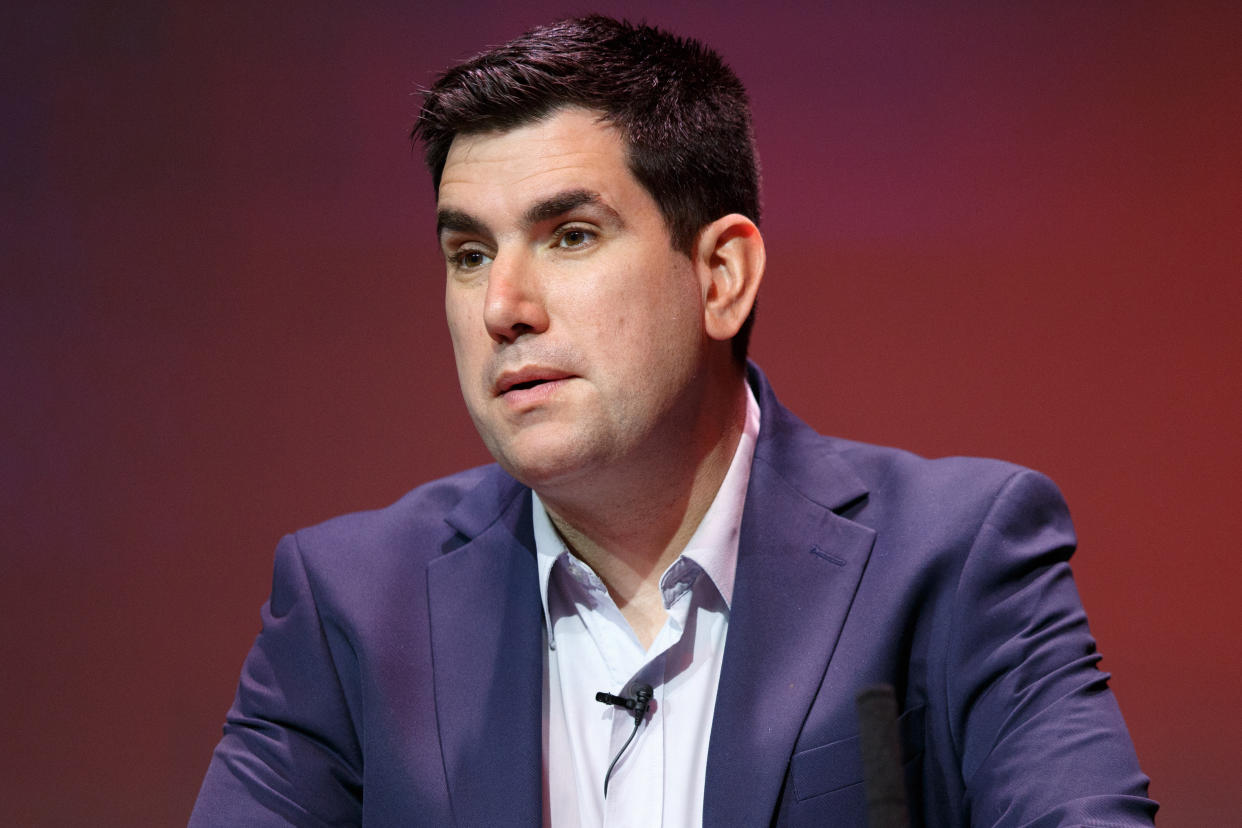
[555,226,596,249]
[451,248,493,270]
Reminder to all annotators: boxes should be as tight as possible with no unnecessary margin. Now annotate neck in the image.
[537,367,749,644]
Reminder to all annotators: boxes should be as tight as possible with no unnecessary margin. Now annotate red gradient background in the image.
[3,2,1239,825]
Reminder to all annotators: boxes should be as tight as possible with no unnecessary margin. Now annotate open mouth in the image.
[507,379,549,392]
[496,368,574,396]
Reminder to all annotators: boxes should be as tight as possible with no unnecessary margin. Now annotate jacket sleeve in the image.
[189,532,364,827]
[946,469,1157,826]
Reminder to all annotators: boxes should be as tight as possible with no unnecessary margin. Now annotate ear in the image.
[694,214,766,343]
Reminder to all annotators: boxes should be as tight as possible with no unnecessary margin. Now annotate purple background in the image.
[4,2,1240,824]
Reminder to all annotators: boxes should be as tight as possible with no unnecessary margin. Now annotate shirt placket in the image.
[593,560,701,827]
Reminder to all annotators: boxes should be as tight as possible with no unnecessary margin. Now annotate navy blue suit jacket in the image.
[191,366,1156,826]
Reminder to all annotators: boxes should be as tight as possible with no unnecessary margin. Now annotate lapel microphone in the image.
[595,684,653,721]
[595,684,653,796]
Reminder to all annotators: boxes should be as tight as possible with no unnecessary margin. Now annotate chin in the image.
[495,451,585,491]
[486,435,599,492]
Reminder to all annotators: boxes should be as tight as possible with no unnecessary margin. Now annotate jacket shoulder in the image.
[290,464,517,571]
[748,364,1055,520]
[804,432,1071,549]
[830,435,1043,498]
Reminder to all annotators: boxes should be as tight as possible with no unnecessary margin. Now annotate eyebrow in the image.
[436,209,487,240]
[522,188,618,226]
[436,188,621,241]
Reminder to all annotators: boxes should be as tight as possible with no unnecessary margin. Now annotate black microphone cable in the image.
[595,684,653,797]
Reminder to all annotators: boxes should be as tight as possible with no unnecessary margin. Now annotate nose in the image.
[483,251,549,344]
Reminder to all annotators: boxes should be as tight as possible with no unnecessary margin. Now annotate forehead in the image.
[437,109,641,215]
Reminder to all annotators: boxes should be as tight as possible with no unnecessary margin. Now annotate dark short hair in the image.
[411,15,760,360]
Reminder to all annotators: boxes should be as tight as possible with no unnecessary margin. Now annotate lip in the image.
[493,366,577,397]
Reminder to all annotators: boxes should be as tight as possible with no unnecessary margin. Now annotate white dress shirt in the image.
[535,384,761,827]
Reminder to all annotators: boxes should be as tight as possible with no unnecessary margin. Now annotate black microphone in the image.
[855,683,910,828]
[595,685,652,721]
[596,684,653,795]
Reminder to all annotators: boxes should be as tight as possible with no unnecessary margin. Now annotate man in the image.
[191,16,1156,826]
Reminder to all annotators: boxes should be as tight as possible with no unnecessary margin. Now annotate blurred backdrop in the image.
[3,1,1240,824]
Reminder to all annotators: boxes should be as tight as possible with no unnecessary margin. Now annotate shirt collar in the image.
[534,381,761,636]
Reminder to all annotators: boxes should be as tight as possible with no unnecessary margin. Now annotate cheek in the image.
[604,257,694,325]
[444,297,485,389]
[444,293,477,347]
[634,264,702,338]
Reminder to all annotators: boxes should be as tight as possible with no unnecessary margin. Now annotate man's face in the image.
[437,108,711,491]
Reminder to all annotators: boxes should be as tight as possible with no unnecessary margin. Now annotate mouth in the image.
[494,367,575,396]
[508,379,550,392]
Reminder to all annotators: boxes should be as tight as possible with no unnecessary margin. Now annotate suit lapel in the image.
[427,475,543,826]
[704,369,876,826]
